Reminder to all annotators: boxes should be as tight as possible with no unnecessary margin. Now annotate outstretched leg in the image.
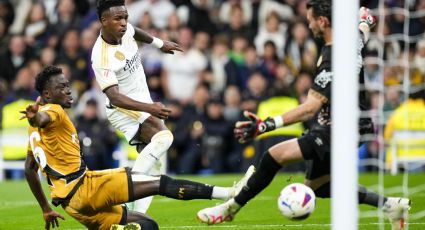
[197,138,304,224]
[130,173,233,201]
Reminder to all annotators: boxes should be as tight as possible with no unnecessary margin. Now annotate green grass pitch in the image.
[1,173,424,229]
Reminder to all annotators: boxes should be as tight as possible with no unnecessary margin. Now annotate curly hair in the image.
[306,0,332,23]
[35,66,63,95]
[96,0,125,19]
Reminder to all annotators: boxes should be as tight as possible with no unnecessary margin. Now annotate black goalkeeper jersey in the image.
[311,33,373,134]
[311,45,332,126]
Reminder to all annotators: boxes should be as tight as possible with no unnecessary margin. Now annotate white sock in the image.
[132,130,173,174]
[134,196,154,213]
[130,130,172,213]
[212,186,232,200]
[149,152,167,175]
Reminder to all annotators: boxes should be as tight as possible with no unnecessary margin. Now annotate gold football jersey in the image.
[27,104,86,202]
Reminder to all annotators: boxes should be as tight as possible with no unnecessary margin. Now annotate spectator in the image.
[223,85,242,123]
[0,34,34,86]
[269,63,295,97]
[75,79,107,119]
[56,28,88,95]
[244,72,268,100]
[219,0,252,25]
[0,17,9,50]
[137,11,154,31]
[262,40,279,77]
[127,0,175,29]
[240,45,271,84]
[5,67,38,103]
[24,2,50,50]
[80,27,98,82]
[221,5,253,42]
[185,0,217,35]
[225,35,248,89]
[39,47,56,67]
[162,99,184,173]
[173,84,209,173]
[257,0,293,29]
[414,39,425,76]
[293,71,313,98]
[284,20,317,74]
[76,99,118,170]
[204,35,230,94]
[162,27,207,105]
[0,0,15,32]
[179,96,233,174]
[165,11,182,41]
[50,0,81,42]
[254,11,287,58]
[384,81,425,171]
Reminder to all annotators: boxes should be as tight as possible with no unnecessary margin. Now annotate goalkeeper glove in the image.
[359,7,377,29]
[234,111,276,143]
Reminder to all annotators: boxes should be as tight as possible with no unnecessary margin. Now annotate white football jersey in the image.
[91,23,152,106]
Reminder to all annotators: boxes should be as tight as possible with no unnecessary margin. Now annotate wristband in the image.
[273,115,284,128]
[151,37,164,48]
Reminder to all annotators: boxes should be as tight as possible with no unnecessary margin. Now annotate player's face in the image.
[306,8,323,39]
[46,74,73,108]
[101,6,128,39]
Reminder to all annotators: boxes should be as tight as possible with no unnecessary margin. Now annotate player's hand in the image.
[148,102,172,119]
[19,96,42,120]
[234,111,276,143]
[43,209,64,230]
[160,40,183,54]
[359,7,377,29]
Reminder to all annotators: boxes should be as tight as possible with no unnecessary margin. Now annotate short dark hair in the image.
[306,0,332,23]
[96,0,125,20]
[35,66,63,94]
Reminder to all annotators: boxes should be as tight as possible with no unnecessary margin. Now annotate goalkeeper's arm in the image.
[235,90,323,143]
[273,90,323,129]
[358,7,377,43]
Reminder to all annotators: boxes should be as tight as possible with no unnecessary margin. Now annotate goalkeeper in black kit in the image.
[197,1,411,229]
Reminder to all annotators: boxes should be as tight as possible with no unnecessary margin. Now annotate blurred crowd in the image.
[0,0,425,177]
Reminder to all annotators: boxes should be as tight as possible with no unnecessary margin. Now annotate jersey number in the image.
[29,131,47,169]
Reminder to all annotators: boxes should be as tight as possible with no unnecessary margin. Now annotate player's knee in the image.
[134,218,159,230]
[152,130,173,149]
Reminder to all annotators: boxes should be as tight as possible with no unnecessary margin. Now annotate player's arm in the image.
[280,89,324,126]
[235,91,323,143]
[25,153,64,229]
[19,97,51,128]
[133,26,183,54]
[358,7,377,43]
[104,85,171,119]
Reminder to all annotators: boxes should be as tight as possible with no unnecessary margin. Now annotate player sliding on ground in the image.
[22,66,254,230]
[197,2,410,230]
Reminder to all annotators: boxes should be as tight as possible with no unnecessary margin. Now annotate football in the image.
[277,183,316,220]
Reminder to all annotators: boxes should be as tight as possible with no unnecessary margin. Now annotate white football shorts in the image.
[106,106,151,145]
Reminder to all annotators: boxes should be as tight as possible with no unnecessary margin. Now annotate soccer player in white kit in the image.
[91,0,183,213]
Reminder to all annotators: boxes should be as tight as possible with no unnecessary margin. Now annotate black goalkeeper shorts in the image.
[297,125,331,180]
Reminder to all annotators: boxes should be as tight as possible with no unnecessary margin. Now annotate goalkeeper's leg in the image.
[196,138,305,224]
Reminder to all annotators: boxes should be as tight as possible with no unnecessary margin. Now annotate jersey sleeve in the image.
[311,47,332,104]
[93,67,119,91]
[39,104,65,127]
[311,69,332,103]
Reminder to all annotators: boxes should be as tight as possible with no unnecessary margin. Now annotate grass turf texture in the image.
[1,173,424,229]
